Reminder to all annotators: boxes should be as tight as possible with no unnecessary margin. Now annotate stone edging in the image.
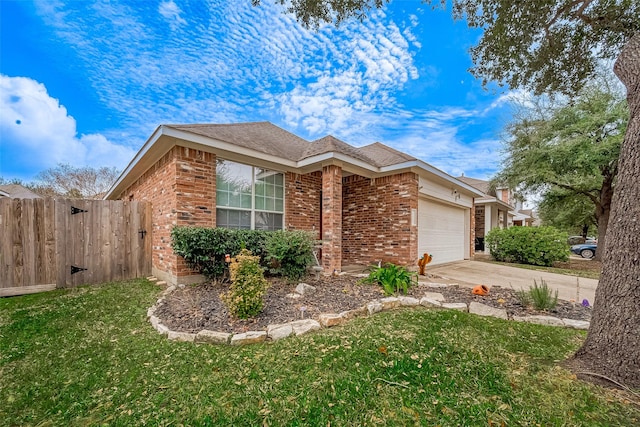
[146,280,590,346]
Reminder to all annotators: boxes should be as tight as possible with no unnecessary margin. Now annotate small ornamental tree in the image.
[221,249,269,319]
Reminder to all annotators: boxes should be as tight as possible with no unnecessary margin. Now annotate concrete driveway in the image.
[425,260,597,304]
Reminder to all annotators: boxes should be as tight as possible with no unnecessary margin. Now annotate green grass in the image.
[1,279,637,426]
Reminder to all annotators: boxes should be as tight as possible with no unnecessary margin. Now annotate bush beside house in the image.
[485,226,568,266]
[171,226,316,281]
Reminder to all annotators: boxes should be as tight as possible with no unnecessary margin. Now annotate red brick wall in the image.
[285,171,322,238]
[342,172,418,266]
[118,146,216,281]
[322,165,342,272]
[174,147,216,228]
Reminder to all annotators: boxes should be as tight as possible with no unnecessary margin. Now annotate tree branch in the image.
[547,180,600,206]
[544,0,595,38]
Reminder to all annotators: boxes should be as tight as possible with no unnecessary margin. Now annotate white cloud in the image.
[32,0,420,140]
[158,0,187,30]
[0,75,136,176]
[23,1,507,180]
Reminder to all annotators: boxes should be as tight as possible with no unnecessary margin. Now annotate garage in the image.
[418,197,467,265]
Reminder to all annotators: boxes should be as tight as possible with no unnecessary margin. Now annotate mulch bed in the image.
[154,274,592,334]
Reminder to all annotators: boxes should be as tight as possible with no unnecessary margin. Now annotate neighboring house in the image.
[0,184,42,199]
[518,209,538,226]
[106,122,483,285]
[457,176,533,253]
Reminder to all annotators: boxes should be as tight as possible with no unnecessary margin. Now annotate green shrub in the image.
[171,227,316,281]
[516,279,559,310]
[361,263,417,296]
[221,249,269,319]
[265,230,316,281]
[485,226,568,267]
[171,227,268,279]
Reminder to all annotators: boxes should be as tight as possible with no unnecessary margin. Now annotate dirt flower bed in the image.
[154,274,592,334]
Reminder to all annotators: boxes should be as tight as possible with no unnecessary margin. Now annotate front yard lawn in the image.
[1,279,636,426]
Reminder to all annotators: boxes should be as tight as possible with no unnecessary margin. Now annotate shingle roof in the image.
[0,184,42,199]
[301,135,376,164]
[167,122,417,168]
[358,142,416,167]
[456,176,491,195]
[166,122,311,161]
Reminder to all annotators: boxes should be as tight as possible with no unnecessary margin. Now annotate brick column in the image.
[322,164,342,272]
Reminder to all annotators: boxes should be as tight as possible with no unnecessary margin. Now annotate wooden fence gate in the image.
[1,198,152,297]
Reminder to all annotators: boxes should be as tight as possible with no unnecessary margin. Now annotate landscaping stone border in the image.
[146,277,590,346]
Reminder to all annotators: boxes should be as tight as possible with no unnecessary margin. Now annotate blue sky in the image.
[0,0,526,182]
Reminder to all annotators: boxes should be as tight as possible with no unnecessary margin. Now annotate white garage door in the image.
[418,198,465,265]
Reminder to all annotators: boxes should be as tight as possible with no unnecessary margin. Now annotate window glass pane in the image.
[255,169,283,213]
[217,160,252,208]
[255,212,283,231]
[273,213,283,229]
[241,194,252,209]
[217,208,250,229]
[216,209,228,227]
[217,179,229,191]
[266,184,274,197]
[230,192,240,207]
[254,181,265,197]
[216,192,227,206]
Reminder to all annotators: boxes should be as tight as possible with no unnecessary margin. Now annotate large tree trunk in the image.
[573,33,640,389]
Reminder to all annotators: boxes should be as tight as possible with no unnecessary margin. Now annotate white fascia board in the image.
[105,125,164,199]
[475,197,513,211]
[296,152,378,175]
[511,211,531,220]
[381,160,484,197]
[475,197,496,204]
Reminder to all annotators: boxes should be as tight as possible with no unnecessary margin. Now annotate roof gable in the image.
[0,184,42,199]
[457,176,491,195]
[166,122,310,161]
[302,135,375,164]
[358,142,415,167]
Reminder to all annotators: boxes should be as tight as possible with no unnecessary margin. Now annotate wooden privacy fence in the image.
[0,198,152,297]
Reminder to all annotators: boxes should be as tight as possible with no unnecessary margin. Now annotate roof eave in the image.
[105,125,302,200]
[381,160,484,197]
[105,125,165,199]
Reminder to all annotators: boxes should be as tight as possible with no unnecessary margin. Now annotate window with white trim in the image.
[216,159,284,230]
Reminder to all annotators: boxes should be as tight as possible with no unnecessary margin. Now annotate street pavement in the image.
[425,260,598,304]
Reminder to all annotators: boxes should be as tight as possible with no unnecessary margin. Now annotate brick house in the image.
[457,175,534,253]
[106,122,483,285]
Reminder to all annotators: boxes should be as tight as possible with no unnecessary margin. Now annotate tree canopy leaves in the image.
[453,0,640,95]
[494,87,626,255]
[496,87,626,202]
